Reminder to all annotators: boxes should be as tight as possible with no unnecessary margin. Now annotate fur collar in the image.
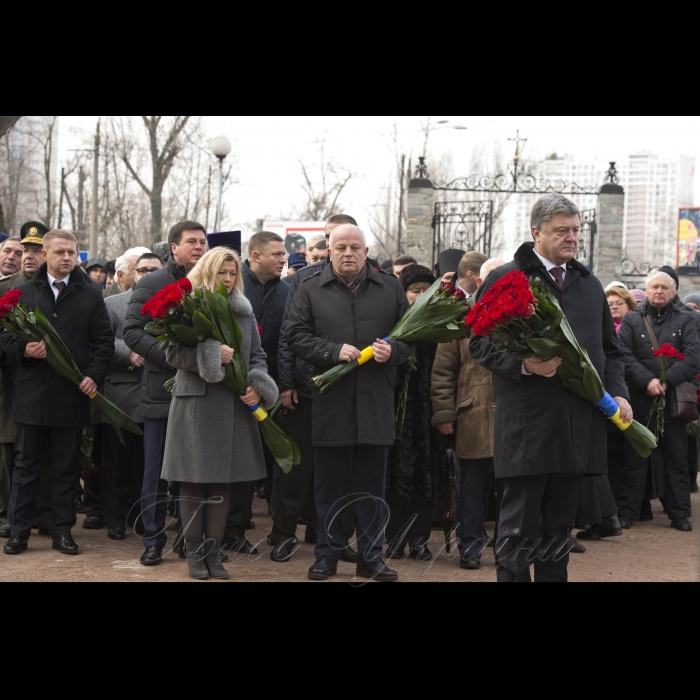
[229,291,254,317]
[514,242,590,276]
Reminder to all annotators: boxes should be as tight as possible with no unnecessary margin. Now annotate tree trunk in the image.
[151,186,163,247]
[0,200,6,233]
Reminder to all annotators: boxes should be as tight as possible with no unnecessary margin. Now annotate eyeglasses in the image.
[135,268,161,276]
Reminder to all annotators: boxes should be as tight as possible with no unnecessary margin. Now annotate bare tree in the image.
[26,116,58,226]
[111,116,200,246]
[295,139,357,221]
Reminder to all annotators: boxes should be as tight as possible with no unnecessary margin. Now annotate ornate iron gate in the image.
[432,200,493,263]
[578,209,596,270]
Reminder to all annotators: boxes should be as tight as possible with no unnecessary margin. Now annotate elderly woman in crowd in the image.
[385,265,442,561]
[617,270,700,533]
[161,247,278,580]
[574,286,637,543]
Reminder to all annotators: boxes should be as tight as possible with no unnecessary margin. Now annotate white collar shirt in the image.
[534,250,566,285]
[47,272,70,301]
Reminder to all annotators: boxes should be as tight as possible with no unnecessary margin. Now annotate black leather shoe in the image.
[223,537,258,555]
[270,539,297,563]
[409,545,433,562]
[308,557,337,581]
[356,561,398,582]
[83,514,105,530]
[577,518,623,540]
[671,518,693,532]
[74,497,88,514]
[304,527,318,544]
[108,527,126,541]
[691,479,699,494]
[386,544,406,560]
[570,539,586,554]
[3,535,28,555]
[460,555,481,570]
[619,516,633,529]
[340,546,358,564]
[140,546,163,566]
[0,523,11,539]
[52,535,79,555]
[245,521,256,530]
[574,522,593,531]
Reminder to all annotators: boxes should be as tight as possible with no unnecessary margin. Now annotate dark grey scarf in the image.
[333,262,369,296]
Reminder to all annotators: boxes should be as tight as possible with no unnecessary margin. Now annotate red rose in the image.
[0,288,22,320]
[453,288,466,301]
[441,282,456,296]
[178,278,193,294]
[516,301,529,316]
[490,304,505,322]
[677,353,685,361]
[502,298,518,316]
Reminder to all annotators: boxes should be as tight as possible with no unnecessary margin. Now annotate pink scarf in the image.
[614,318,623,334]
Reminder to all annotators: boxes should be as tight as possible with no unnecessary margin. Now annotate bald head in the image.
[478,259,507,288]
[328,225,369,279]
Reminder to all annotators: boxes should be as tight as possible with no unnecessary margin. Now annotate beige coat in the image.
[431,336,495,460]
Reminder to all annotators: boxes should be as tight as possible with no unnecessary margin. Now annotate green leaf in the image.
[192,310,214,339]
[170,325,199,347]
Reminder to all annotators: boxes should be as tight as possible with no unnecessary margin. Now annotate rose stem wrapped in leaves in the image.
[312,278,470,393]
[0,289,142,444]
[647,343,686,440]
[467,270,657,458]
[142,280,300,474]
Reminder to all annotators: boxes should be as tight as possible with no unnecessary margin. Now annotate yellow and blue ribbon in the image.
[595,392,631,431]
[248,404,268,423]
[356,337,391,366]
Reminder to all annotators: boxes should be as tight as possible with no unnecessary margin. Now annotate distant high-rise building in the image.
[511,152,695,269]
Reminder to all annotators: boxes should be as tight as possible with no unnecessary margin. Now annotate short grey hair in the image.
[328,225,367,248]
[645,270,677,291]
[116,247,152,276]
[480,258,507,281]
[530,194,581,233]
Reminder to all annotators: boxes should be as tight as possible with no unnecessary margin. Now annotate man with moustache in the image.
[0,222,50,538]
[124,221,207,566]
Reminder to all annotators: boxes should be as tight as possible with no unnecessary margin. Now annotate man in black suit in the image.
[471,194,631,582]
[1,229,114,556]
[124,221,207,566]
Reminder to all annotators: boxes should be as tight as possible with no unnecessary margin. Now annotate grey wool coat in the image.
[102,290,144,424]
[161,291,279,484]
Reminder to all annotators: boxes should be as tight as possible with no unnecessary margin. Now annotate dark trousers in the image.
[688,434,698,486]
[385,495,433,550]
[314,445,388,564]
[223,482,261,543]
[618,422,691,520]
[101,425,145,530]
[9,423,82,538]
[496,473,583,583]
[142,419,169,549]
[0,442,13,526]
[457,457,494,558]
[269,400,317,544]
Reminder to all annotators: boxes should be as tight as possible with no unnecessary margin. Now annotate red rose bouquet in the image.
[468,271,657,458]
[312,278,470,393]
[142,282,300,474]
[0,289,142,444]
[647,343,686,440]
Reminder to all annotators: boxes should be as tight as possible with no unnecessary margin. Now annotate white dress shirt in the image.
[47,272,70,301]
[534,250,566,286]
[456,280,472,300]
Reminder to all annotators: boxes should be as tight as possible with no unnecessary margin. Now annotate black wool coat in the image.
[242,261,289,382]
[470,242,629,479]
[287,262,412,447]
[0,264,114,428]
[123,257,187,421]
[618,300,700,423]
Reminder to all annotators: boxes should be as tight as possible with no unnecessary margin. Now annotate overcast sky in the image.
[58,116,700,253]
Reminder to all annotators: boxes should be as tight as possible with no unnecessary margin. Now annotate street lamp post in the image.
[211,136,232,232]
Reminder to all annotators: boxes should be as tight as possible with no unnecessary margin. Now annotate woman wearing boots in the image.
[385,265,443,562]
[161,247,278,580]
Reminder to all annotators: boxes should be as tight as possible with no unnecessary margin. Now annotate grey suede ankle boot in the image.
[203,539,229,580]
[185,538,210,580]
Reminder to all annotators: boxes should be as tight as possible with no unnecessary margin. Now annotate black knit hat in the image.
[659,265,679,290]
[399,264,436,292]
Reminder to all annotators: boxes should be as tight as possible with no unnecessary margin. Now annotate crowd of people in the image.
[0,194,696,582]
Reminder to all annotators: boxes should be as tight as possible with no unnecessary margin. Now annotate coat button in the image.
[399,356,404,362]
[53,313,58,318]
[323,352,329,360]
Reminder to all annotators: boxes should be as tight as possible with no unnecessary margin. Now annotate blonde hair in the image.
[43,229,78,249]
[188,248,244,295]
[606,286,637,312]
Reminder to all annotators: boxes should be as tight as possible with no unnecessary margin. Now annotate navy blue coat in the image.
[470,242,629,479]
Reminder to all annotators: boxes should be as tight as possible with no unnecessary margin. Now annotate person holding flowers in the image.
[617,270,700,532]
[0,229,114,557]
[159,247,278,580]
[470,194,632,583]
[287,224,412,582]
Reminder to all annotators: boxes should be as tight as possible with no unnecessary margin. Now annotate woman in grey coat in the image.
[161,248,279,580]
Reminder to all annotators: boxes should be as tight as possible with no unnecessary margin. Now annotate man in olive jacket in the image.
[471,195,631,583]
[617,270,700,532]
[287,224,412,582]
[1,230,114,556]
[123,221,207,566]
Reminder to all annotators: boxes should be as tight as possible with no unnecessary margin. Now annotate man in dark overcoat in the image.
[1,230,114,556]
[123,221,207,566]
[471,194,631,583]
[287,224,412,582]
